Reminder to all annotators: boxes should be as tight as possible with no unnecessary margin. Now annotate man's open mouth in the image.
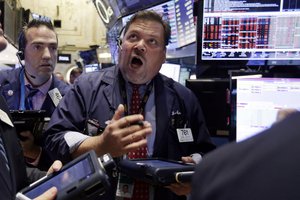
[131,57,143,67]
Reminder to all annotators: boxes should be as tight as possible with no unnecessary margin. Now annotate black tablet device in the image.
[16,151,114,200]
[118,158,195,186]
[10,110,49,141]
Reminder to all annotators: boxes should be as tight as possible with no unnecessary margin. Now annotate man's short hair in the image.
[123,10,171,47]
[18,19,57,54]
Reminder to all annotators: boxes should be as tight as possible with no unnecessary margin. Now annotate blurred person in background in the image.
[69,67,82,85]
[54,71,65,82]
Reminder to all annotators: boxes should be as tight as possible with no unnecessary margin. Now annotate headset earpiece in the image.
[117,26,125,50]
[16,51,24,61]
[117,38,122,50]
[17,30,26,60]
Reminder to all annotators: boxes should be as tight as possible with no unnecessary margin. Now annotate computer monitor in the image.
[84,63,101,73]
[196,0,300,69]
[232,77,300,142]
[107,20,123,64]
[116,0,166,16]
[79,49,99,66]
[159,63,181,82]
[178,66,191,86]
[122,0,178,50]
[174,0,196,48]
[186,78,230,136]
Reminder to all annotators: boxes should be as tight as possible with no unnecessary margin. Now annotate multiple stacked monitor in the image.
[230,73,300,142]
[94,0,300,143]
[198,0,300,66]
[195,0,300,142]
[186,73,300,144]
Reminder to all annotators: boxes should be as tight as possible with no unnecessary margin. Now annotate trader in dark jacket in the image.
[45,10,215,200]
[0,19,70,170]
[0,13,61,199]
[190,111,300,200]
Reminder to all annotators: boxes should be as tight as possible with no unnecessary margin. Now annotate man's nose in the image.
[42,47,51,59]
[134,40,146,53]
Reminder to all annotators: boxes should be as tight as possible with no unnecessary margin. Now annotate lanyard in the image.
[118,71,153,116]
[19,68,26,110]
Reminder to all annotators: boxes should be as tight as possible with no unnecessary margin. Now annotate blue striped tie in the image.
[26,85,39,110]
[0,136,10,171]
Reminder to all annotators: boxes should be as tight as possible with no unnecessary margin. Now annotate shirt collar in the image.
[24,75,53,95]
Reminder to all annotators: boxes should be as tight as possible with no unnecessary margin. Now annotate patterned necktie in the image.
[128,84,148,158]
[0,136,10,172]
[127,84,149,200]
[25,85,39,110]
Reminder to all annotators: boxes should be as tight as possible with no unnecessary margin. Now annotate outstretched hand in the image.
[75,104,152,158]
[99,104,152,157]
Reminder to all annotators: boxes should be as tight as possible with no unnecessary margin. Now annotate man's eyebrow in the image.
[30,41,58,45]
[127,30,161,39]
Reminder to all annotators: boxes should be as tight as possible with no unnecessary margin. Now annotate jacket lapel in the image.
[102,68,121,113]
[1,81,21,110]
[152,76,174,157]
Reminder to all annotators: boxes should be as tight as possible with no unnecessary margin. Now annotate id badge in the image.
[48,88,62,107]
[177,128,194,142]
[116,173,134,198]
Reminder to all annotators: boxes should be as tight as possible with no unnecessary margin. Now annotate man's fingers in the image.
[34,187,57,200]
[122,126,151,144]
[47,160,63,175]
[111,104,125,122]
[124,138,148,151]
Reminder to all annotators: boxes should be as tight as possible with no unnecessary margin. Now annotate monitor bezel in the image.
[196,0,300,78]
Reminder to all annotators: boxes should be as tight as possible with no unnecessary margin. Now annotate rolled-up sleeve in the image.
[64,131,90,153]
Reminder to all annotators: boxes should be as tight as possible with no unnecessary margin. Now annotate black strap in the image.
[118,71,153,116]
